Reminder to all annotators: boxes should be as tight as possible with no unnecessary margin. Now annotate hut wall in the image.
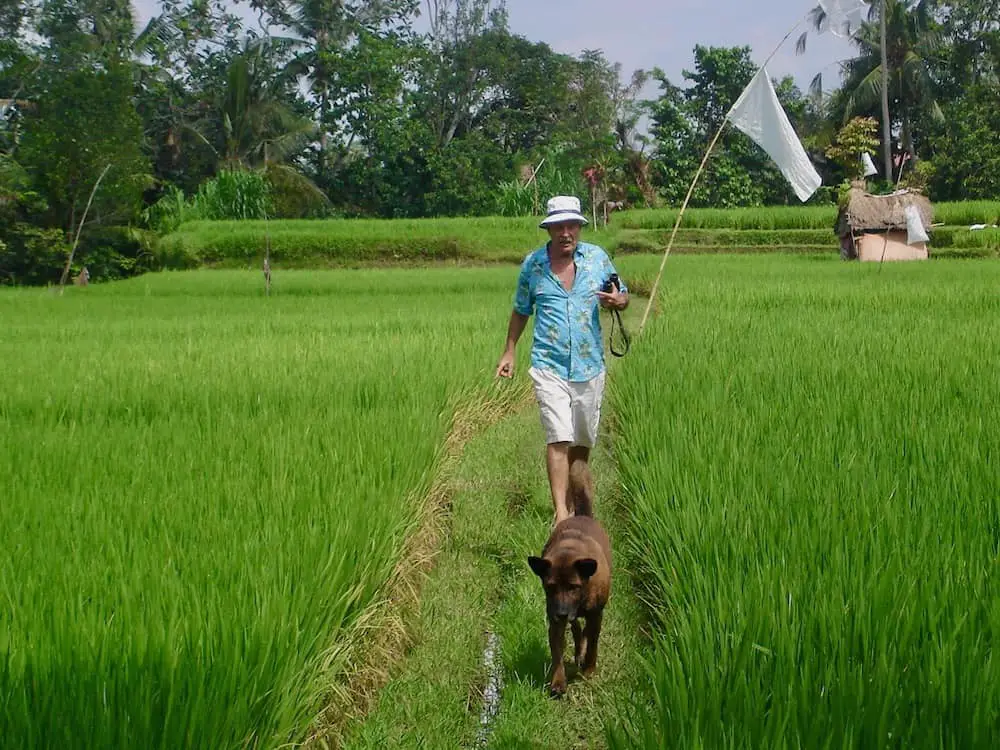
[856,231,928,262]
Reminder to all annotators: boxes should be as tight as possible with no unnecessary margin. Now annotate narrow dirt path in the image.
[337,380,647,749]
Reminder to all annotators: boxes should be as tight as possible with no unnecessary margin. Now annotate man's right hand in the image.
[496,351,515,378]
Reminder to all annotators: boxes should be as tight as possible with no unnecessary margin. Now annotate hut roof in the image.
[838,184,933,235]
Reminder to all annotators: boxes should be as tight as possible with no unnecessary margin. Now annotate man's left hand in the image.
[597,289,629,311]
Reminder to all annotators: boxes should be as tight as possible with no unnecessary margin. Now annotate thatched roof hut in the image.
[837,181,933,236]
[837,181,934,261]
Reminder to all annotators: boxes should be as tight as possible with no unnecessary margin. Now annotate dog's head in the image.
[527,554,598,621]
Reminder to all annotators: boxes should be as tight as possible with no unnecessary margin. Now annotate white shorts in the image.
[528,367,606,447]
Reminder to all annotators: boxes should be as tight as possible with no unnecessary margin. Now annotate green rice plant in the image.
[605,255,1000,749]
[932,200,1000,227]
[0,267,530,748]
[616,201,1000,232]
[614,205,839,231]
[615,228,836,250]
[154,216,621,268]
[929,226,1000,254]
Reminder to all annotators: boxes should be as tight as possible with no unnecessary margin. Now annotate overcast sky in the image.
[133,0,857,92]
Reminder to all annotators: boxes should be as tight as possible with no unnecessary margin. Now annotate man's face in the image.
[546,221,582,256]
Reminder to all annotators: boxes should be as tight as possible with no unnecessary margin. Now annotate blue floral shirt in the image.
[513,241,627,383]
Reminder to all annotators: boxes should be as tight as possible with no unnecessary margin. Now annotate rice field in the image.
[614,200,1000,230]
[607,255,1000,748]
[0,269,525,748]
[5,251,1000,748]
[155,216,553,268]
[154,200,1000,271]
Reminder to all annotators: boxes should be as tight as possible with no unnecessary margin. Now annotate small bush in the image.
[143,170,274,235]
[75,226,159,281]
[142,185,194,235]
[0,223,70,285]
[195,169,271,221]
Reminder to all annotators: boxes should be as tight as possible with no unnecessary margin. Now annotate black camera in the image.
[601,273,620,294]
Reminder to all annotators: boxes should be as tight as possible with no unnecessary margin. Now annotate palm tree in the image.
[797,0,941,178]
[190,37,314,170]
[839,0,942,173]
[276,0,415,178]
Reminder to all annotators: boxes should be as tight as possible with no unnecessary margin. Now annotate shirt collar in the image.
[541,241,587,269]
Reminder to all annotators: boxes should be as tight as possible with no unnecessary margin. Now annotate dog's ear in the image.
[527,556,550,578]
[574,558,598,579]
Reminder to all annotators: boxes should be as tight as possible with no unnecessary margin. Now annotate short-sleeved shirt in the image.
[513,241,627,383]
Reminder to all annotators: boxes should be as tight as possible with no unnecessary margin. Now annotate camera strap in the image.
[608,308,630,358]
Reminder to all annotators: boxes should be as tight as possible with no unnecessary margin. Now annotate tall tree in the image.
[189,36,313,169]
[18,62,151,232]
[419,0,507,148]
[251,0,418,181]
[932,0,1000,89]
[134,0,245,194]
[800,0,942,178]
[839,0,943,173]
[647,46,822,206]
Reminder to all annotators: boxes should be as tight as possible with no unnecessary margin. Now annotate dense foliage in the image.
[1,0,997,283]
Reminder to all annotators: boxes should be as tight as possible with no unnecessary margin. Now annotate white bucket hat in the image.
[538,195,589,228]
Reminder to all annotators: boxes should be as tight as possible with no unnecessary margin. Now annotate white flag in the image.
[861,151,878,176]
[817,0,869,39]
[904,204,929,245]
[726,67,822,202]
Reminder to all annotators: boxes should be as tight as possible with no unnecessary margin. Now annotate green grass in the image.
[0,268,525,748]
[339,299,649,750]
[928,226,1000,256]
[614,200,1000,231]
[154,216,604,268]
[614,205,839,230]
[152,202,1000,271]
[9,253,1000,748]
[604,255,1000,748]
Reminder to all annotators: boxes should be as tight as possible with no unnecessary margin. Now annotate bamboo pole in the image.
[637,16,809,334]
[637,121,727,333]
[59,163,112,292]
[264,142,272,296]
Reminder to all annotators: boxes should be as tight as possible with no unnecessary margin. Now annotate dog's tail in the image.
[569,460,595,518]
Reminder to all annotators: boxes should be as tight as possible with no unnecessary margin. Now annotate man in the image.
[495,195,629,524]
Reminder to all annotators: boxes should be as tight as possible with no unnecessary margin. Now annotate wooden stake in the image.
[59,164,111,292]
[264,143,272,296]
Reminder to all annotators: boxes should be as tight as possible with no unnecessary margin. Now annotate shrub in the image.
[194,169,271,221]
[0,223,70,285]
[75,226,159,281]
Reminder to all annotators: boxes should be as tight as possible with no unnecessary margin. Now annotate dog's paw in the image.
[549,677,567,697]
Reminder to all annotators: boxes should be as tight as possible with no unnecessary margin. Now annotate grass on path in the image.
[338,355,648,748]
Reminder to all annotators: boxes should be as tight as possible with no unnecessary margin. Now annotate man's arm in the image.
[496,310,530,378]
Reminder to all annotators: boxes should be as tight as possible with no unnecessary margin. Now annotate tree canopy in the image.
[1,0,997,281]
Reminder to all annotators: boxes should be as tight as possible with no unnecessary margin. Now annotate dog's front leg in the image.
[548,618,568,696]
[571,618,587,668]
[581,610,603,677]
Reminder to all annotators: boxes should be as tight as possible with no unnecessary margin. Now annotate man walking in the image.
[495,195,629,524]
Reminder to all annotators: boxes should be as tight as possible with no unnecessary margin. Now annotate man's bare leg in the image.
[548,444,593,523]
[546,442,571,524]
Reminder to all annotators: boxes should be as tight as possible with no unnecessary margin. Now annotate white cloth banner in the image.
[905,204,929,245]
[817,0,869,39]
[861,151,878,176]
[726,67,822,202]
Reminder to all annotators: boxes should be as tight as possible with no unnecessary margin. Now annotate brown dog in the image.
[528,461,611,696]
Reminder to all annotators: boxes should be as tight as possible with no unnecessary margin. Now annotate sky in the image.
[132,0,858,93]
